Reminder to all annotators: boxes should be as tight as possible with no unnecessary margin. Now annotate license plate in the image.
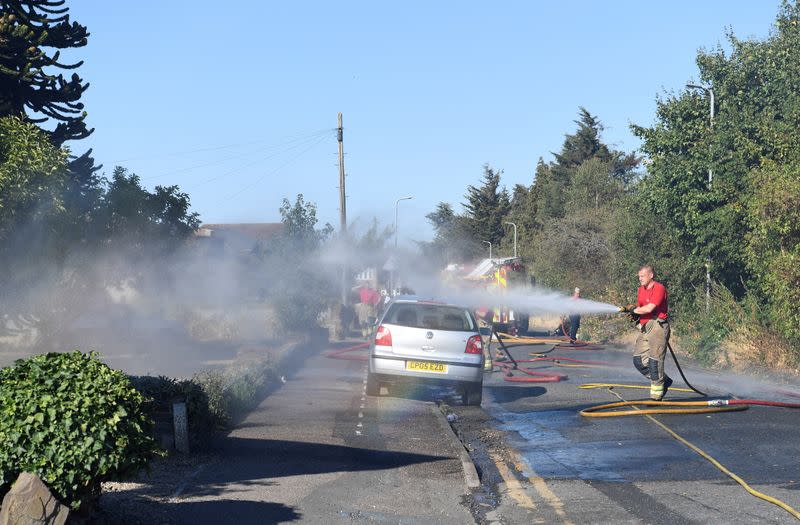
[406,360,448,374]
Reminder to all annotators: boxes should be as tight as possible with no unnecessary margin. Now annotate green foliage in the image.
[127,375,217,448]
[0,115,68,240]
[461,165,511,252]
[276,193,333,254]
[256,194,335,332]
[95,166,200,248]
[682,285,750,364]
[532,210,613,292]
[272,267,333,332]
[193,357,279,427]
[421,202,474,264]
[630,0,800,348]
[0,352,158,510]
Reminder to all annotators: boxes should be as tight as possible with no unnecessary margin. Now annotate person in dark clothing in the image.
[567,287,581,341]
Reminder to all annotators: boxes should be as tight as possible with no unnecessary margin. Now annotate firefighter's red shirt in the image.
[637,281,668,325]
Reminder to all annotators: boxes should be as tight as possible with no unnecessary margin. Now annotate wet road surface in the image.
[449,337,800,524]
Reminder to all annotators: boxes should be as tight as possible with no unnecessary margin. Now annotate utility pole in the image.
[337,113,348,306]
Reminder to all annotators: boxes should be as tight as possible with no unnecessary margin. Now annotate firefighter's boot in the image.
[650,376,673,401]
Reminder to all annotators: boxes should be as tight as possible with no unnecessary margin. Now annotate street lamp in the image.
[504,221,517,258]
[687,83,715,311]
[394,196,414,249]
[482,240,492,259]
[390,196,413,293]
[686,83,715,187]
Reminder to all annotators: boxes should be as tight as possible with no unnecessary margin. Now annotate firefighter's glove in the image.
[619,305,640,324]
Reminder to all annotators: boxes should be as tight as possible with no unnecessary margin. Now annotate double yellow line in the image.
[490,451,575,524]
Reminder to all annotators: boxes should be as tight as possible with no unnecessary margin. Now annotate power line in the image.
[215,134,329,205]
[139,129,332,182]
[109,127,333,164]
[187,132,332,191]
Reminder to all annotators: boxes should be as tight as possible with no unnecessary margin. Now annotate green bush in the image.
[127,375,218,447]
[192,370,230,427]
[0,352,159,510]
[681,284,755,365]
[194,357,278,426]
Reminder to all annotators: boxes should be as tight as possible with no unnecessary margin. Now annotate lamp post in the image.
[391,196,413,293]
[504,221,517,258]
[482,240,492,259]
[394,196,414,249]
[687,83,715,311]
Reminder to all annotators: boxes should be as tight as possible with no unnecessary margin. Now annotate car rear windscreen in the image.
[383,303,476,332]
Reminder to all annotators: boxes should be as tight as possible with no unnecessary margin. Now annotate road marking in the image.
[355,430,362,435]
[358,411,363,418]
[510,451,574,525]
[357,422,363,428]
[489,452,539,514]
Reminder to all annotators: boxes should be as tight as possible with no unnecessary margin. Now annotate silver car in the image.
[367,297,484,405]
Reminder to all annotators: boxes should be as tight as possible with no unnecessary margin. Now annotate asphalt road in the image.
[100,335,800,524]
[449,336,800,524]
[159,341,475,524]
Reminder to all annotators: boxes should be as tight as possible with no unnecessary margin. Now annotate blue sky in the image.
[69,1,780,244]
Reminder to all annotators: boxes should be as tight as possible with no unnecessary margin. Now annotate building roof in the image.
[197,223,284,241]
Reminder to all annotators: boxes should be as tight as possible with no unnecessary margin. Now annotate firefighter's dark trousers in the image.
[633,319,671,399]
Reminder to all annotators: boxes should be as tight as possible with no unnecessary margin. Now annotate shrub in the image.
[194,356,278,426]
[127,375,218,447]
[192,370,230,427]
[0,351,159,510]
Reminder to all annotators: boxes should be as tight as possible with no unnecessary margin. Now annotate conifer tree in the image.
[0,1,91,144]
[0,1,98,195]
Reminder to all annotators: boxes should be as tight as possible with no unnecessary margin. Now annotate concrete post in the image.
[172,401,189,454]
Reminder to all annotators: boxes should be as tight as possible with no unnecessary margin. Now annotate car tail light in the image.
[375,325,393,347]
[465,335,483,354]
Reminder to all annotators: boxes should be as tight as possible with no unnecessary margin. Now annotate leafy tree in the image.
[277,193,333,254]
[268,194,334,331]
[0,115,66,241]
[532,211,612,292]
[563,157,624,214]
[631,0,800,313]
[745,163,800,341]
[96,166,200,248]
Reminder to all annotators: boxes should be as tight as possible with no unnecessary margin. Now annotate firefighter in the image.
[627,265,672,401]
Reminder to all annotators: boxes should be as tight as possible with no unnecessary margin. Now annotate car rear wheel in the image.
[366,372,379,397]
[463,384,482,406]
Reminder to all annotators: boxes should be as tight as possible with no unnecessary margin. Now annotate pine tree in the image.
[462,165,510,247]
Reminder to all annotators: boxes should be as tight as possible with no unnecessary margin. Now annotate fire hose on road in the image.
[579,382,800,520]
[325,342,369,361]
